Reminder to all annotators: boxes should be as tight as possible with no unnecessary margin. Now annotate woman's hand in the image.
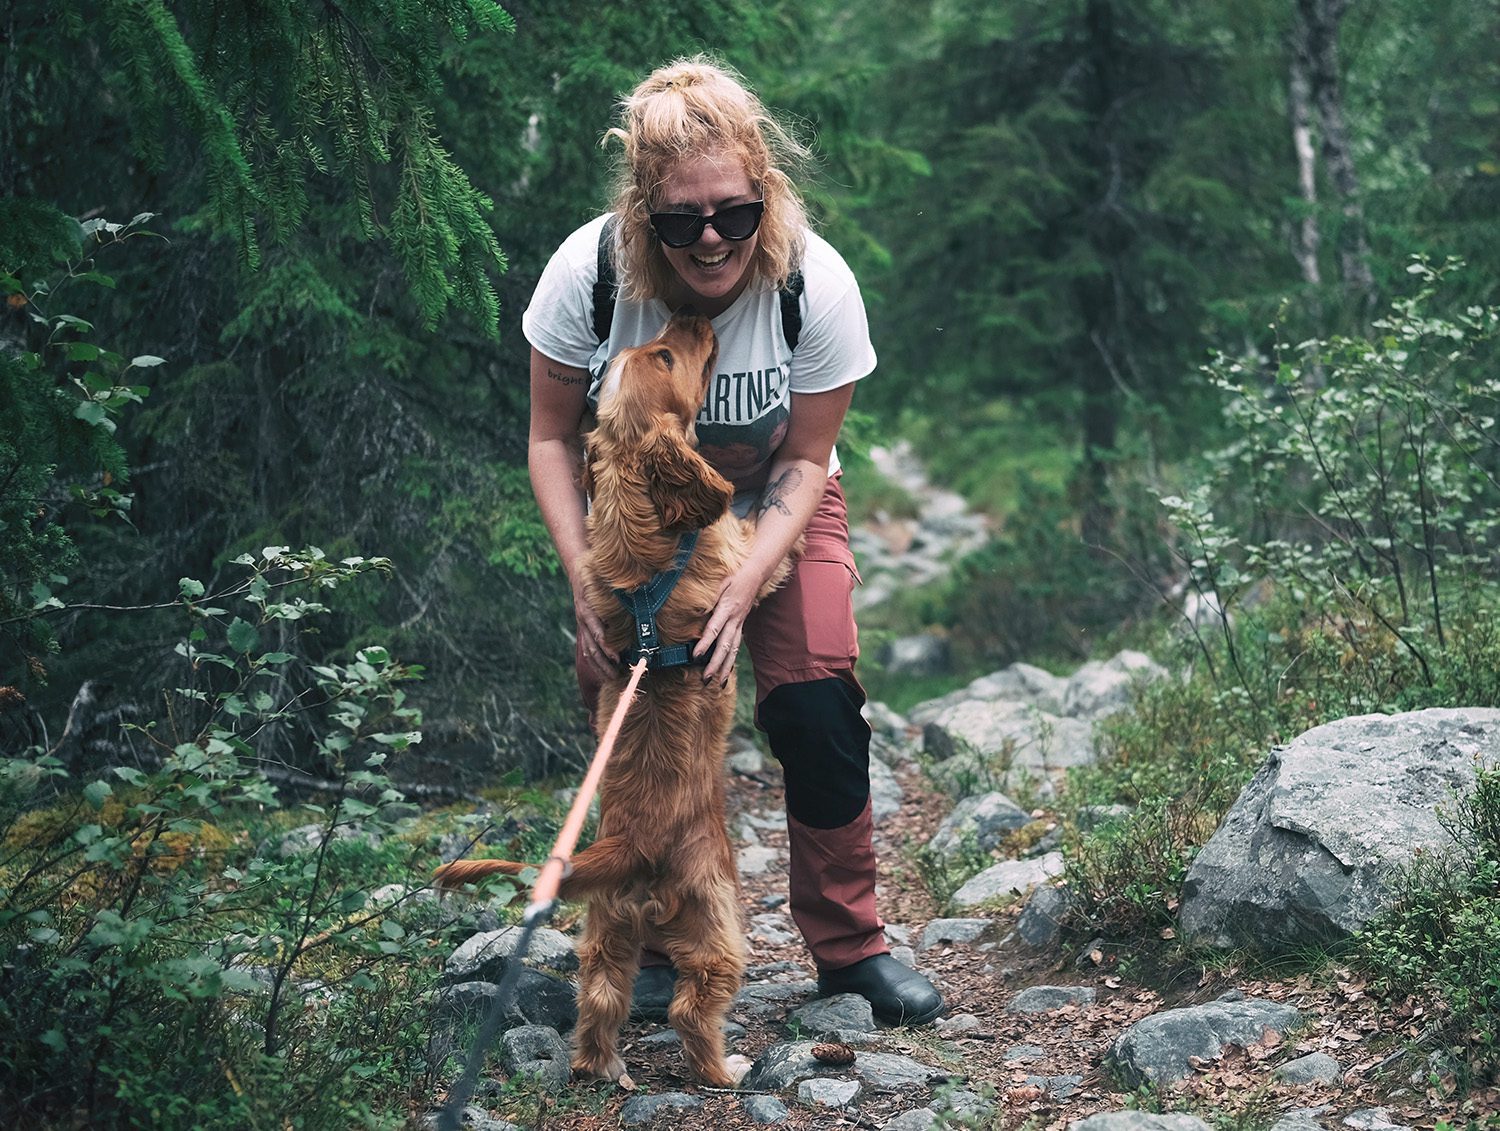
[574,586,619,684]
[696,564,767,685]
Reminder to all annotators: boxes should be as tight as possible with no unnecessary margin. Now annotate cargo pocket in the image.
[799,556,860,665]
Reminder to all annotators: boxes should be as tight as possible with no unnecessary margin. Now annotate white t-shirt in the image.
[522,214,876,509]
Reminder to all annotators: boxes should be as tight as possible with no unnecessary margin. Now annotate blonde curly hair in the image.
[604,56,810,304]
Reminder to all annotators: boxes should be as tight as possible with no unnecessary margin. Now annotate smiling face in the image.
[653,150,760,317]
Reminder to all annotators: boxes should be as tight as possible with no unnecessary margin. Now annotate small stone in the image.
[1003,1043,1046,1063]
[743,1094,790,1124]
[935,1013,981,1035]
[798,1077,861,1108]
[1005,985,1095,1014]
[619,1093,704,1125]
[1274,1052,1341,1085]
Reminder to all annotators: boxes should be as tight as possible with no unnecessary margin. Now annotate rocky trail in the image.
[429,445,1498,1131]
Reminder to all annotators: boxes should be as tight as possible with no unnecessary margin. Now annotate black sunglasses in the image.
[648,200,765,249]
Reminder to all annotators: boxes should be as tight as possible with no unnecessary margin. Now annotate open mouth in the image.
[691,250,732,271]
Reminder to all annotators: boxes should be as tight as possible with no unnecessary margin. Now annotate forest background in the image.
[2,0,1499,1127]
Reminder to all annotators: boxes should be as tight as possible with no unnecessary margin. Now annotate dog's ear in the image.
[640,425,733,531]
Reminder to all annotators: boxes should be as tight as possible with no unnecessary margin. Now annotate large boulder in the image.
[1180,708,1500,950]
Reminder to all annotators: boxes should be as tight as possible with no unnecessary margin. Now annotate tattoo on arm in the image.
[547,367,588,386]
[755,468,804,519]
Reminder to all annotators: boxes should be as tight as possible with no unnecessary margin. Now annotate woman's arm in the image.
[529,346,618,681]
[694,382,856,683]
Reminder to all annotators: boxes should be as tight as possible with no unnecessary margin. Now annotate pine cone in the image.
[811,1042,855,1065]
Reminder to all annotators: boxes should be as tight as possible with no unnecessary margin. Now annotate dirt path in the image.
[518,755,1492,1131]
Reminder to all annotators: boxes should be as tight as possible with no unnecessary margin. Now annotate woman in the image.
[522,56,943,1027]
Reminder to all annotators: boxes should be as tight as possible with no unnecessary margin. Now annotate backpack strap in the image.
[592,216,804,351]
[780,269,805,351]
[592,214,620,344]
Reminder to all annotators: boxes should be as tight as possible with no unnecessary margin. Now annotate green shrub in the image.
[1356,764,1500,1085]
[0,548,503,1129]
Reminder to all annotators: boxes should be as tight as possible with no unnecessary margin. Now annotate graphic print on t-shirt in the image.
[696,363,790,490]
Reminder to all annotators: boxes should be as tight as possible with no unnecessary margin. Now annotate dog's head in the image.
[589,311,732,531]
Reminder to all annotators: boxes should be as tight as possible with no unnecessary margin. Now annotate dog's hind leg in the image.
[662,883,748,1087]
[571,897,641,1086]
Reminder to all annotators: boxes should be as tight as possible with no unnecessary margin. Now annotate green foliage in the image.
[0,548,501,1128]
[90,0,514,331]
[1,208,160,681]
[1356,764,1500,1084]
[1169,263,1500,714]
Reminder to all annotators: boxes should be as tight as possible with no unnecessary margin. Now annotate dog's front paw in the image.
[724,1054,753,1085]
[572,1054,633,1089]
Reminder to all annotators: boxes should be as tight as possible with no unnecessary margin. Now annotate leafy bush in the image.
[1,209,160,686]
[1064,264,1500,944]
[1167,260,1500,714]
[1356,764,1500,1084]
[0,548,501,1129]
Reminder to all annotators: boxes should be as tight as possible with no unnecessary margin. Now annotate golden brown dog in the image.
[435,310,793,1088]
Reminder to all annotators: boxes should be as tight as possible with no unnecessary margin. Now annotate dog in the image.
[435,310,795,1088]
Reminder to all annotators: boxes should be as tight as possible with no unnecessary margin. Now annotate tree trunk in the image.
[1077,0,1125,548]
[1287,49,1322,288]
[1294,0,1375,317]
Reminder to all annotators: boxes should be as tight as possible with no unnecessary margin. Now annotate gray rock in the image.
[926,792,1031,856]
[870,753,905,822]
[864,699,914,741]
[738,844,781,875]
[949,852,1065,909]
[496,1025,570,1092]
[638,1019,746,1047]
[1106,992,1302,1087]
[619,1093,704,1125]
[268,821,381,858]
[1006,985,1096,1014]
[1004,1043,1046,1063]
[1181,708,1500,950]
[879,633,951,677]
[1028,1074,1084,1099]
[446,926,578,980]
[1270,1106,1336,1131]
[436,970,577,1033]
[1061,651,1168,721]
[909,663,1068,726]
[1015,884,1076,948]
[798,1077,862,1108]
[923,702,1096,795]
[881,1112,938,1131]
[743,1094,790,1124]
[929,1086,992,1117]
[735,980,818,1019]
[918,918,993,949]
[742,1041,948,1092]
[1274,1052,1342,1084]
[750,912,797,946]
[728,733,767,775]
[1343,1109,1411,1131]
[422,1107,521,1131]
[935,1013,982,1035]
[787,993,877,1037]
[1069,1115,1213,1131]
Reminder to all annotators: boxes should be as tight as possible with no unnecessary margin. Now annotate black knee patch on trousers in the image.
[759,677,871,829]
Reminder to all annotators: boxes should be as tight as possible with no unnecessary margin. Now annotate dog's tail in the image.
[432,858,530,891]
[432,835,639,899]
